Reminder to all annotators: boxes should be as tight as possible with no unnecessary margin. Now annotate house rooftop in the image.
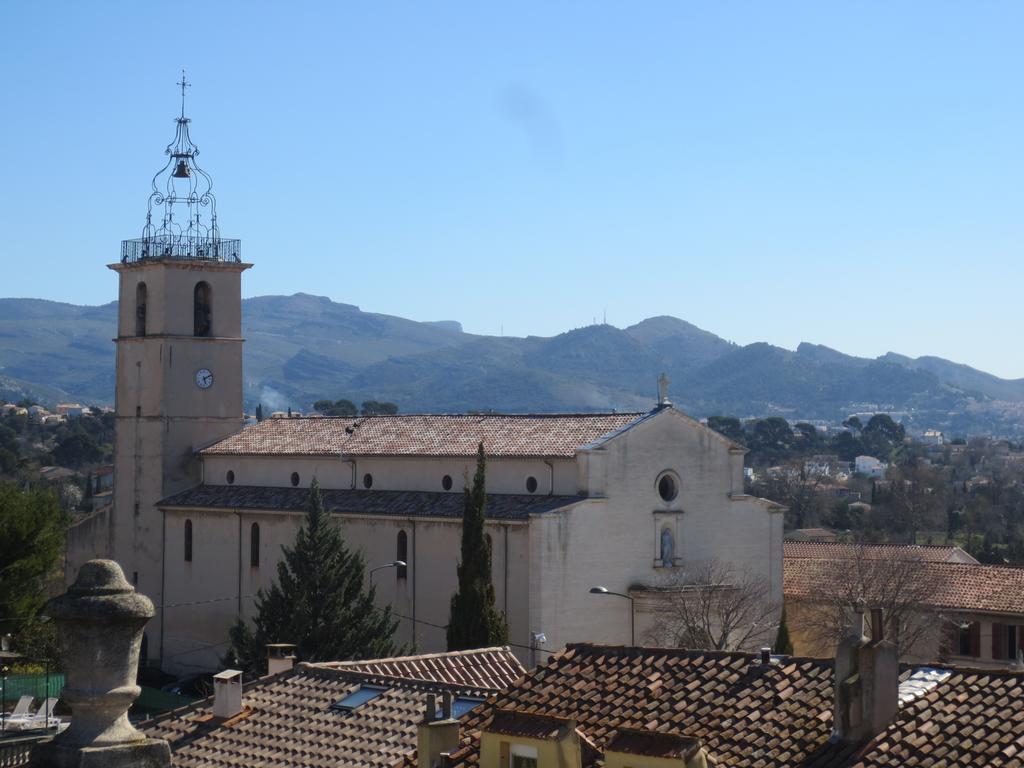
[783,540,976,563]
[142,647,523,768]
[431,643,1024,768]
[785,557,1024,615]
[310,646,525,690]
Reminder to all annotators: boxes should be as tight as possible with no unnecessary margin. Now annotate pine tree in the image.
[774,606,794,655]
[447,443,508,650]
[226,479,401,673]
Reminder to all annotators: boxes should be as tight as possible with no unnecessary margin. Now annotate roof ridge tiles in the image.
[312,646,519,667]
[560,643,832,667]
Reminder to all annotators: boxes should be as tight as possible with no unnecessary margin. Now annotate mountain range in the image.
[1,293,1022,437]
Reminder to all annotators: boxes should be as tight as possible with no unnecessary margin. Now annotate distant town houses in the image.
[854,455,887,478]
[784,541,1024,670]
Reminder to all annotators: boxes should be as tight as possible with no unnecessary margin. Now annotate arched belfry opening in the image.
[194,281,212,337]
[135,282,147,336]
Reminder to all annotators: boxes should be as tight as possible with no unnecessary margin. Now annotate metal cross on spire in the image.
[177,69,190,119]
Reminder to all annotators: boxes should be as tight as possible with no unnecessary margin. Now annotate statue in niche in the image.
[660,526,675,564]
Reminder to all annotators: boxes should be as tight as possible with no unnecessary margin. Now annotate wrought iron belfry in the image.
[122,71,240,263]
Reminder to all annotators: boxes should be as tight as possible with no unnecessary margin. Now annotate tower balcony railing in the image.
[121,237,241,264]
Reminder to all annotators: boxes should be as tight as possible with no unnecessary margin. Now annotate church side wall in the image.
[160,508,532,672]
[202,454,577,496]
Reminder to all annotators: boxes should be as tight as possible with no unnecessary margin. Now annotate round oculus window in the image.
[442,474,453,491]
[290,472,300,487]
[658,473,679,502]
[226,470,235,485]
[363,473,373,489]
[526,476,538,494]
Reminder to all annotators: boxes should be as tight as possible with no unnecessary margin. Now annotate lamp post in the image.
[369,560,407,586]
[589,586,635,646]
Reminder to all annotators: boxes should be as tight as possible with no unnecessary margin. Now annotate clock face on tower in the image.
[195,368,214,389]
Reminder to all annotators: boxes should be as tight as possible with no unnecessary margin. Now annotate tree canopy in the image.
[0,483,65,638]
[447,443,508,650]
[227,480,402,674]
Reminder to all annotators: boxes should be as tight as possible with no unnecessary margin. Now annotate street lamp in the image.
[589,586,635,646]
[369,560,407,585]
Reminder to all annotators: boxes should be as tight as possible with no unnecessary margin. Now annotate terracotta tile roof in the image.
[141,647,522,768]
[783,540,975,563]
[784,558,1024,616]
[158,485,582,521]
[438,644,853,768]
[200,412,646,458]
[604,728,702,760]
[487,709,576,740]
[311,646,525,690]
[852,667,1024,767]
[430,643,1024,768]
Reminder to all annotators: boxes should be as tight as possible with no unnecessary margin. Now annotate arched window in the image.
[135,282,147,336]
[250,523,260,568]
[193,281,212,337]
[396,530,408,579]
[184,519,193,562]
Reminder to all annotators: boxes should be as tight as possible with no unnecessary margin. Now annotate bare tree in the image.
[646,559,779,651]
[788,545,940,659]
[750,464,828,530]
[886,462,948,542]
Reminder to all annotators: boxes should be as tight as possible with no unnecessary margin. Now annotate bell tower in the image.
[109,73,250,668]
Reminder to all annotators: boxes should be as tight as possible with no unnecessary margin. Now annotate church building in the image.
[68,85,784,673]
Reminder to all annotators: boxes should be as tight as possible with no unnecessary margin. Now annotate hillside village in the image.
[6,7,1024,767]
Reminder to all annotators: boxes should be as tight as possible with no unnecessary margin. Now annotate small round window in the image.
[363,473,373,489]
[442,474,453,491]
[526,476,538,493]
[226,470,235,485]
[657,472,679,502]
[290,472,300,487]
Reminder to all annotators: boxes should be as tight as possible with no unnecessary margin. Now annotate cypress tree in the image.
[447,443,508,650]
[227,479,401,673]
[255,403,264,422]
[774,606,794,655]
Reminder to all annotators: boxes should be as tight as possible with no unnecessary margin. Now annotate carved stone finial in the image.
[30,559,169,768]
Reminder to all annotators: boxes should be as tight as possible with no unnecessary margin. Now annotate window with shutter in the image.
[993,623,1006,660]
[970,621,981,657]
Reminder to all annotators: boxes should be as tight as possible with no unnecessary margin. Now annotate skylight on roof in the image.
[898,667,952,706]
[330,684,387,711]
[449,697,485,719]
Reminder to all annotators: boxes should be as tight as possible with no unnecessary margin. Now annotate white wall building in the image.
[854,455,887,478]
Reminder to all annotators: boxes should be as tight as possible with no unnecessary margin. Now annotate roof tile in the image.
[200,413,645,458]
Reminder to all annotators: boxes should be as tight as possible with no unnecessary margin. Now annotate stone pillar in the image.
[30,559,170,768]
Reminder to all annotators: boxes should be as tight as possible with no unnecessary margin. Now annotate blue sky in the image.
[2,2,1022,377]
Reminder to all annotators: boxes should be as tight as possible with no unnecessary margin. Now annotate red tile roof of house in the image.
[311,646,525,690]
[200,413,646,458]
[430,643,1024,768]
[785,558,1024,615]
[784,540,975,563]
[141,647,524,768]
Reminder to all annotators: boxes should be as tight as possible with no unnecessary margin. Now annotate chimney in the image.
[266,643,297,675]
[417,693,461,768]
[760,647,772,665]
[833,603,898,742]
[213,669,244,719]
